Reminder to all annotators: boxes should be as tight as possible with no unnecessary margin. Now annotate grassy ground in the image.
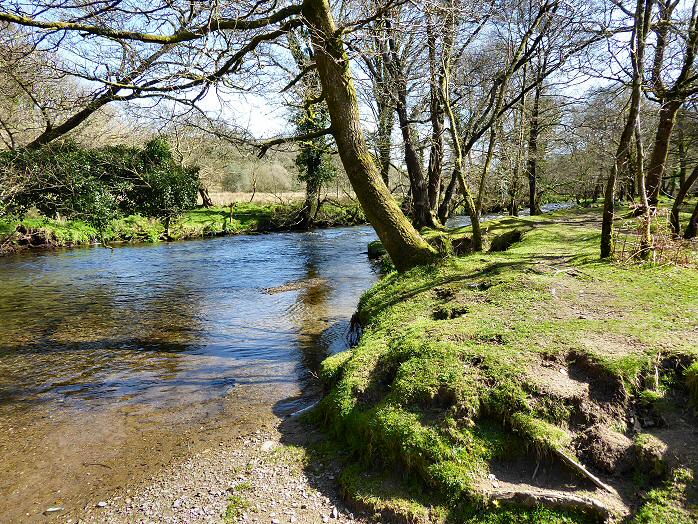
[0,201,366,253]
[313,207,698,523]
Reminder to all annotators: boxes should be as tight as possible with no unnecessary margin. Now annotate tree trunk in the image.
[302,0,436,271]
[527,82,542,215]
[476,127,497,215]
[437,167,459,223]
[427,18,444,218]
[199,185,214,207]
[671,165,698,236]
[387,27,438,229]
[601,0,650,258]
[377,98,393,186]
[646,99,681,207]
[301,175,321,228]
[685,199,698,239]
[678,127,687,190]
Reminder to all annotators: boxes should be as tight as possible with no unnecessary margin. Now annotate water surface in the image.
[0,225,378,520]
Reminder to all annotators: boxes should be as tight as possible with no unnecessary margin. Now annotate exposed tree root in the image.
[490,490,614,521]
[553,448,617,494]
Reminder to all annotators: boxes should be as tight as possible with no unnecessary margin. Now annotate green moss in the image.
[317,207,698,522]
[631,468,697,523]
[686,362,698,408]
[510,414,571,452]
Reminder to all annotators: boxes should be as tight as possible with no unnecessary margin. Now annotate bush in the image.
[0,138,200,230]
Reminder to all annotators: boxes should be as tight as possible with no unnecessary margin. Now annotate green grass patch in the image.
[223,482,252,523]
[0,200,366,253]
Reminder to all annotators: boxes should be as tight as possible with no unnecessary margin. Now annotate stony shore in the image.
[76,417,370,524]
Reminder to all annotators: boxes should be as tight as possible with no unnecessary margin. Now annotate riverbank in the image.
[314,207,698,523]
[0,201,366,255]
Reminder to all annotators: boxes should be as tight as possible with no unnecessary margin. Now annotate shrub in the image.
[0,138,200,230]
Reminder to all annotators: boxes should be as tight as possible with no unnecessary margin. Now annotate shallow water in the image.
[0,226,379,411]
[0,205,569,520]
[446,201,573,228]
[0,225,378,520]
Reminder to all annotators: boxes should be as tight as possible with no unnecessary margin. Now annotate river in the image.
[0,225,379,521]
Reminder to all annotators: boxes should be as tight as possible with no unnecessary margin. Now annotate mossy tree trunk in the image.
[301,168,322,228]
[302,0,437,271]
[645,99,681,207]
[439,8,482,250]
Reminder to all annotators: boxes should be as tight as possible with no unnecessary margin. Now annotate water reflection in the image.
[0,226,379,414]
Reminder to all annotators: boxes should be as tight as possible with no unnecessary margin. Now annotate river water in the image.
[0,225,379,520]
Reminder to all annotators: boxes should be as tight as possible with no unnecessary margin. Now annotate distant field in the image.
[205,191,356,205]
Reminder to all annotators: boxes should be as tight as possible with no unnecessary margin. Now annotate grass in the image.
[0,200,366,252]
[312,206,698,523]
[631,469,696,524]
[223,481,252,523]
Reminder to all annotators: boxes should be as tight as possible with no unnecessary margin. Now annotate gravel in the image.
[75,422,371,524]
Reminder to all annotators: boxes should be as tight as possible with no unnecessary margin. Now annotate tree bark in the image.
[670,165,698,236]
[685,199,698,239]
[527,81,543,215]
[645,99,681,206]
[601,0,651,258]
[302,0,436,271]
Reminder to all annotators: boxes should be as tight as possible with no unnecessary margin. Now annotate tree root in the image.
[490,489,613,521]
[553,448,616,494]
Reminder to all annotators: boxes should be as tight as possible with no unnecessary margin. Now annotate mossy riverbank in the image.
[0,201,366,254]
[311,207,698,523]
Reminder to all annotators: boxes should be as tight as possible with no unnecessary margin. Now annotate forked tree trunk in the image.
[302,0,436,271]
[387,27,439,229]
[601,0,650,258]
[199,185,214,208]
